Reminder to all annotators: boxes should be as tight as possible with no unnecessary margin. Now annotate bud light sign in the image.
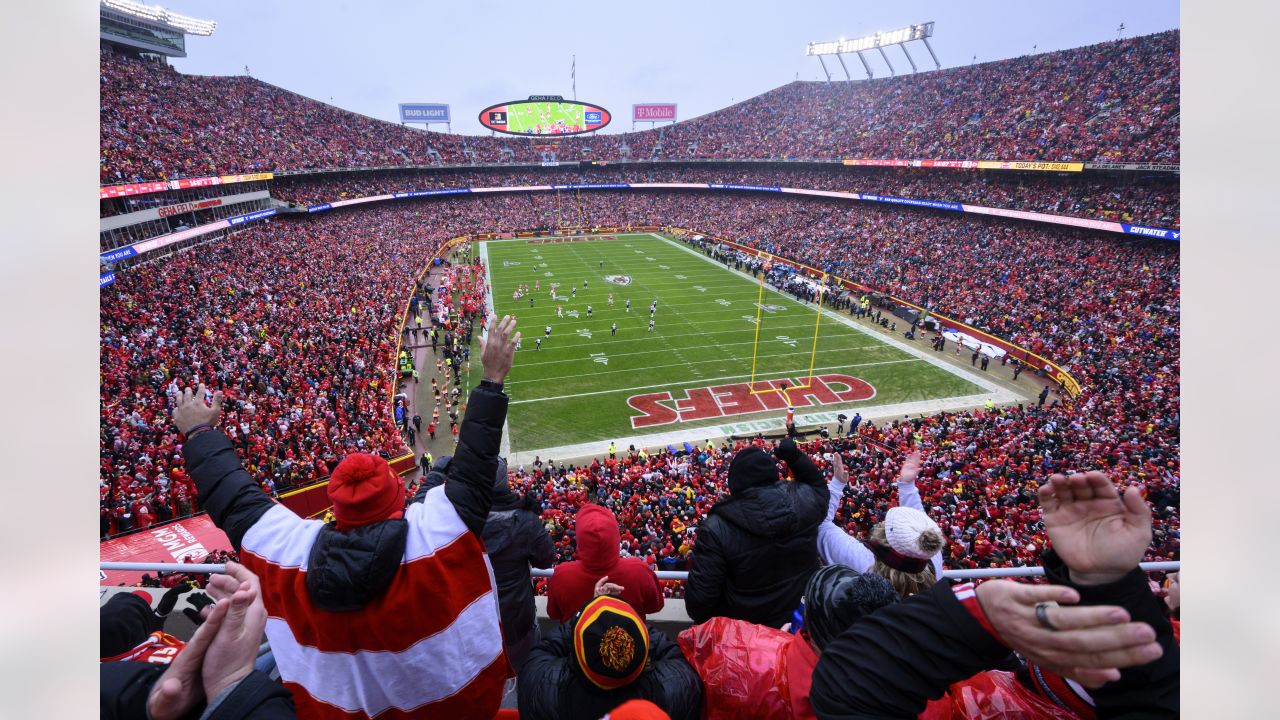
[399,103,451,123]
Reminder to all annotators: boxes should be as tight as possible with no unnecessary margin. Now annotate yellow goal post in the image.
[747,253,828,396]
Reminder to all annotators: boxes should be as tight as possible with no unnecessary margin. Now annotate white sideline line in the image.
[478,240,511,457]
[513,339,884,368]
[509,358,918,404]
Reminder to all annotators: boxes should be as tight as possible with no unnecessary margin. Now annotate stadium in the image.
[97,1,1181,717]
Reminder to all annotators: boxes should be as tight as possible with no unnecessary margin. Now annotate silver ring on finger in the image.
[1035,601,1060,630]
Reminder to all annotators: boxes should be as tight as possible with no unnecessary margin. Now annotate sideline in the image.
[477,240,512,457]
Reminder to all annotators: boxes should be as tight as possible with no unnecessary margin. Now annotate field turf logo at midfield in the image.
[605,275,633,286]
[627,374,876,429]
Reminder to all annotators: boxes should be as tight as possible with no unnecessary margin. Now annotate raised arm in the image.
[441,316,519,537]
[174,385,274,550]
[893,451,943,578]
[775,437,822,489]
[810,578,1162,719]
[816,453,875,572]
[1039,471,1178,716]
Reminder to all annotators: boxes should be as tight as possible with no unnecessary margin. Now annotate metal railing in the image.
[101,561,1180,581]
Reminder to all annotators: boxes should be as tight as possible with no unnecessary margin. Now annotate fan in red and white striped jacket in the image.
[179,378,514,719]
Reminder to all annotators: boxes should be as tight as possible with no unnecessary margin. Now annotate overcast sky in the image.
[154,0,1179,135]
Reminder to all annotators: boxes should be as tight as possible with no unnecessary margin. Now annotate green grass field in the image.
[481,233,989,454]
[507,102,585,134]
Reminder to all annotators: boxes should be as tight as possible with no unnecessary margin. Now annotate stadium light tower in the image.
[100,0,216,59]
[805,22,939,81]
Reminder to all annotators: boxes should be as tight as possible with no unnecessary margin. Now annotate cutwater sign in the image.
[399,104,451,123]
[1121,224,1181,241]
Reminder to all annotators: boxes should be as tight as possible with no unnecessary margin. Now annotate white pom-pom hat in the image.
[884,506,943,559]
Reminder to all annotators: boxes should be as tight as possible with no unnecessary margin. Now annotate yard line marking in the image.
[508,359,919,404]
[513,338,884,368]
[509,343,880,384]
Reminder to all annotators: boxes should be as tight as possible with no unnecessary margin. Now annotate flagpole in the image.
[572,54,576,100]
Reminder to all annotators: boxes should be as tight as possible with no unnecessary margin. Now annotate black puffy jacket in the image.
[685,441,827,627]
[483,487,555,670]
[809,552,1180,719]
[517,623,703,720]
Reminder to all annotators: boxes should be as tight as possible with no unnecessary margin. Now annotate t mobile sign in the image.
[632,103,677,121]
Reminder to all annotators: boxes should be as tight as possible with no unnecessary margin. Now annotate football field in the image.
[506,102,584,134]
[480,233,1017,458]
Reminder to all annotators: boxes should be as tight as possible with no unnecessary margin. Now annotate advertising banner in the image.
[99,272,116,288]
[1085,162,1180,173]
[99,515,230,586]
[171,176,222,189]
[226,208,276,226]
[917,160,979,169]
[842,159,912,167]
[99,181,169,199]
[708,183,783,193]
[1121,224,1181,241]
[858,194,963,212]
[633,103,677,122]
[100,172,273,200]
[392,189,472,199]
[841,159,1084,172]
[100,246,139,264]
[218,171,274,184]
[975,160,1084,172]
[157,198,223,218]
[550,183,632,190]
[398,103,451,123]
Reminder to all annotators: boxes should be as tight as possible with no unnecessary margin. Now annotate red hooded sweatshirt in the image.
[546,504,664,623]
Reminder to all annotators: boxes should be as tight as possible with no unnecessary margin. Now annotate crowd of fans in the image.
[270,164,1179,227]
[101,314,1179,718]
[101,190,1179,592]
[99,207,444,535]
[101,30,1178,184]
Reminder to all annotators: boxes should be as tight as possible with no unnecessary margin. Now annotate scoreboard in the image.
[479,96,611,136]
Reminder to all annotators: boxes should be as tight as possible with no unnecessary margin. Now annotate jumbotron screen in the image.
[479,97,611,136]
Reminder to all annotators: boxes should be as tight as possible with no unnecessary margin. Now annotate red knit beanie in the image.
[327,454,405,531]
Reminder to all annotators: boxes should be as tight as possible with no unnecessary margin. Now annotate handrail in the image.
[101,561,1180,580]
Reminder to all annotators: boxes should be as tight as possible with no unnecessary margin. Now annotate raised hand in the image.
[202,563,267,701]
[896,449,922,484]
[831,453,849,485]
[976,580,1162,688]
[146,593,232,720]
[479,315,520,384]
[593,575,625,597]
[1039,472,1152,586]
[172,383,224,435]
